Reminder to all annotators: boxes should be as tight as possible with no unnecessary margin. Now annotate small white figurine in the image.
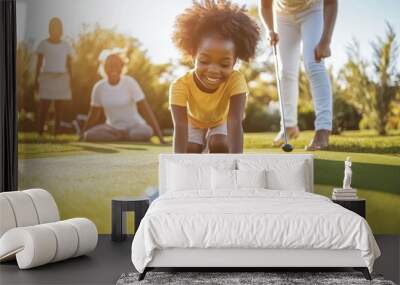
[343,157,352,189]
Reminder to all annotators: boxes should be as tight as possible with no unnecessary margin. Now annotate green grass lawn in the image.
[19,130,400,159]
[18,131,400,234]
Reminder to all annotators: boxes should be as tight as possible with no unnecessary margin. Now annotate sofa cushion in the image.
[42,221,79,262]
[24,189,59,223]
[0,192,39,227]
[64,218,98,257]
[0,196,17,237]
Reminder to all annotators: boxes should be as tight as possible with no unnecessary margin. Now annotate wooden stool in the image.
[111,196,149,242]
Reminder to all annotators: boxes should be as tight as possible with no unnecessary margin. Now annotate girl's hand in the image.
[268,31,279,46]
[314,40,331,62]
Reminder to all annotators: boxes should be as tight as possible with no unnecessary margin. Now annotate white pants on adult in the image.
[275,1,332,131]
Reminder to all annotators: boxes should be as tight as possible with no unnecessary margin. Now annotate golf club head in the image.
[282,143,293,152]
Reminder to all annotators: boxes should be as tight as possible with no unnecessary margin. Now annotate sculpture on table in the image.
[342,156,352,189]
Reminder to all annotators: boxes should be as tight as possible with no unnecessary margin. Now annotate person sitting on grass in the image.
[82,49,165,143]
[169,0,260,153]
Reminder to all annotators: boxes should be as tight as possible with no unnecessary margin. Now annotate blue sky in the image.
[17,0,400,72]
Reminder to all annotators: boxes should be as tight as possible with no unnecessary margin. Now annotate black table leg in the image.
[112,200,126,241]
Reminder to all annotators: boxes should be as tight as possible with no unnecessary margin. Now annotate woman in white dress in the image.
[34,17,73,135]
[82,50,165,143]
[259,0,338,150]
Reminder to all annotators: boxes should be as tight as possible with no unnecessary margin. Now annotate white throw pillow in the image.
[237,159,308,191]
[211,168,237,190]
[166,159,236,192]
[266,167,306,191]
[167,162,211,191]
[236,169,267,189]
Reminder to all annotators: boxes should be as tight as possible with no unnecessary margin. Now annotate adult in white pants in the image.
[259,0,338,150]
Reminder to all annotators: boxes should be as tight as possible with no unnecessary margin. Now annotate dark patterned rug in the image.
[116,271,396,285]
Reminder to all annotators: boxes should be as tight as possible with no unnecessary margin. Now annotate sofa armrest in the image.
[0,218,98,269]
[0,225,57,268]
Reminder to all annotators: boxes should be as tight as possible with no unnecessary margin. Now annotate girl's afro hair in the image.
[172,0,260,62]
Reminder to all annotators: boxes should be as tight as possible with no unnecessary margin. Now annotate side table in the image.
[332,198,366,218]
[112,196,149,242]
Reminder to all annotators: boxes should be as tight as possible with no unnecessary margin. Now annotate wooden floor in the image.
[0,235,398,285]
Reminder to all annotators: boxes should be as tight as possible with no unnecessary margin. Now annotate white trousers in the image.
[275,1,332,130]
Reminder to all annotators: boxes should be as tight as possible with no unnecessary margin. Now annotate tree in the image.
[371,23,399,134]
[16,41,35,111]
[16,41,37,131]
[340,23,399,135]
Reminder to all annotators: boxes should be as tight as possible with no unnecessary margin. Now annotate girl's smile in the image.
[194,35,236,92]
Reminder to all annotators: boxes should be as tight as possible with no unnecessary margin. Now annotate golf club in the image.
[272,44,293,153]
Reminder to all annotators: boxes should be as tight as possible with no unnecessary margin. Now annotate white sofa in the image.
[0,188,98,269]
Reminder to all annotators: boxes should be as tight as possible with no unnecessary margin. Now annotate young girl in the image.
[170,0,260,153]
[34,17,73,135]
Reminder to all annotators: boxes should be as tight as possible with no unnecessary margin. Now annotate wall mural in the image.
[16,0,400,234]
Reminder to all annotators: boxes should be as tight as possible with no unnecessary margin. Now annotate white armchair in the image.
[0,188,98,269]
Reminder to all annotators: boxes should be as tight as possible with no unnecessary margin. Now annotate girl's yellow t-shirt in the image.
[169,70,248,129]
